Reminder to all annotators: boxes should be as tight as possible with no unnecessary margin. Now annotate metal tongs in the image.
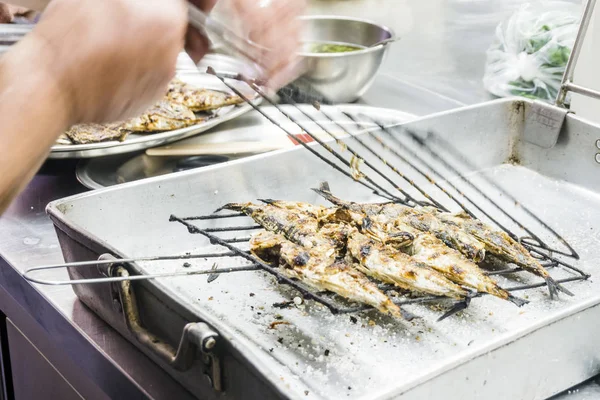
[188,3,267,80]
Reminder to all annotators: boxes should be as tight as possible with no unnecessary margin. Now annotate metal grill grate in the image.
[168,208,588,321]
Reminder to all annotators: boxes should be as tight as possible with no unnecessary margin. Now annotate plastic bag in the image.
[483,1,581,103]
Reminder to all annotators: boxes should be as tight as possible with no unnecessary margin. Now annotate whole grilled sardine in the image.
[219,202,326,248]
[250,231,406,319]
[123,100,200,132]
[399,225,527,307]
[346,230,468,300]
[435,210,573,299]
[312,183,486,261]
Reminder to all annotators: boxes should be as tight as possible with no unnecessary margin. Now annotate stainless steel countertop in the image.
[0,1,591,399]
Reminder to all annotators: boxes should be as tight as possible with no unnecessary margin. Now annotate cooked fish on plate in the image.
[64,122,128,145]
[56,77,246,146]
[166,78,244,112]
[123,100,201,132]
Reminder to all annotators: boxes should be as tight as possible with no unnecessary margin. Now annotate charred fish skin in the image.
[249,231,405,319]
[347,231,468,300]
[219,202,326,249]
[405,230,527,307]
[249,231,284,264]
[258,199,330,220]
[312,185,414,245]
[436,211,573,299]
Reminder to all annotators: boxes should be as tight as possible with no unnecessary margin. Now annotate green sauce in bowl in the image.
[305,41,365,54]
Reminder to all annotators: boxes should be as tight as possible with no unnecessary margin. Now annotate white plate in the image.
[76,104,415,189]
[49,53,259,159]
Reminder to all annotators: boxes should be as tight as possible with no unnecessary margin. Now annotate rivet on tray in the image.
[596,153,600,164]
[203,337,217,351]
[596,139,600,149]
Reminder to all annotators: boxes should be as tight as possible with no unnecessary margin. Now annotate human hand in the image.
[28,0,188,124]
[0,3,32,23]
[189,0,306,90]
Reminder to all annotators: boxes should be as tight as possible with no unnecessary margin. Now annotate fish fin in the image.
[400,308,419,321]
[258,198,277,204]
[475,249,486,263]
[546,276,574,298]
[507,294,529,307]
[437,298,470,322]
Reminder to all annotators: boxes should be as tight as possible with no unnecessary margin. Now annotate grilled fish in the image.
[435,210,573,298]
[166,78,244,112]
[64,122,128,145]
[123,100,200,132]
[312,183,485,261]
[258,199,330,220]
[219,202,327,248]
[398,224,527,307]
[347,230,468,300]
[250,231,405,319]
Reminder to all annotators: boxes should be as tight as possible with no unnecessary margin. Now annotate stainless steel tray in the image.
[75,104,415,189]
[46,98,600,400]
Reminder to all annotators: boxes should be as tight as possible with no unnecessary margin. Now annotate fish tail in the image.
[507,293,529,307]
[399,308,419,321]
[320,181,331,192]
[437,297,471,322]
[312,183,348,207]
[545,276,574,299]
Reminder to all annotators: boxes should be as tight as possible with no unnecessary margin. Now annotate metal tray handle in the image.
[102,255,223,391]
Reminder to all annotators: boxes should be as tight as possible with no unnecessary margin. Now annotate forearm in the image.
[0,34,72,213]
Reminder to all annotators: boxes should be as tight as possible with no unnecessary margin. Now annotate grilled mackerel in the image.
[166,78,244,112]
[434,210,573,298]
[250,231,405,319]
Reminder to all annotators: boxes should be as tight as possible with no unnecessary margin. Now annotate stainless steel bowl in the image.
[295,15,395,103]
